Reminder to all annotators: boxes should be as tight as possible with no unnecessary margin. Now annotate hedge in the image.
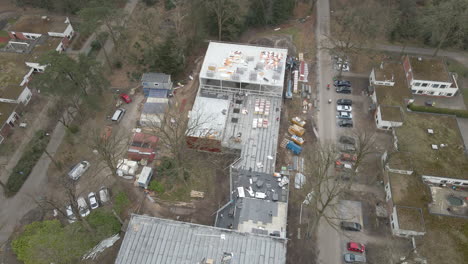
[6,130,50,196]
[407,103,468,118]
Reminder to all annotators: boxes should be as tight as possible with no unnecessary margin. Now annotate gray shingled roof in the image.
[142,102,167,114]
[115,214,287,264]
[141,73,170,83]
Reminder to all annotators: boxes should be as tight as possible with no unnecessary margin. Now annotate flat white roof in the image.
[200,42,288,87]
[187,96,230,140]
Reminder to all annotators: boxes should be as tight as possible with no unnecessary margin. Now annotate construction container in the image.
[286,141,302,155]
[288,124,305,136]
[291,135,305,145]
[291,117,306,127]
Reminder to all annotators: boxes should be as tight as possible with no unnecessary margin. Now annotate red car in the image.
[120,93,132,103]
[347,242,365,253]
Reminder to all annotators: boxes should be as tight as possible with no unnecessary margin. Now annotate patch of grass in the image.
[0,140,15,156]
[447,59,468,78]
[7,18,17,24]
[0,30,8,38]
[408,103,468,118]
[148,180,165,193]
[6,130,50,196]
[113,191,130,215]
[12,212,121,264]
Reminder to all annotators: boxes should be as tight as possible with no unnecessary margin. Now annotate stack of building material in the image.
[293,70,299,93]
[254,98,271,116]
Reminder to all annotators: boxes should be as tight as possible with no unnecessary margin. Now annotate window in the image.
[382,126,389,129]
[447,93,453,96]
[440,84,447,88]
[421,83,428,87]
[235,99,243,104]
[411,90,417,94]
[414,82,421,86]
[233,108,240,114]
[417,90,423,94]
[462,183,468,186]
[391,223,395,229]
[429,91,435,95]
[441,180,447,183]
[153,83,159,86]
[454,182,461,185]
[432,84,439,88]
[231,118,238,123]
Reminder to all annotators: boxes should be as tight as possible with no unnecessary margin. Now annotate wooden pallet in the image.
[280,138,289,148]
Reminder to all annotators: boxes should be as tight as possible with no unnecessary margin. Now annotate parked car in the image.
[336,86,352,94]
[337,99,352,106]
[341,153,357,162]
[119,93,132,104]
[111,108,126,122]
[339,136,356,145]
[334,80,351,87]
[337,111,353,119]
[337,105,352,112]
[347,242,366,253]
[68,161,90,180]
[99,186,110,203]
[65,205,77,223]
[336,63,350,72]
[88,192,99,210]
[344,253,366,263]
[77,196,90,217]
[340,144,356,153]
[338,120,353,128]
[341,221,362,231]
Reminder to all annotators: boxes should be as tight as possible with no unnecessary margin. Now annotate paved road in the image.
[314,0,342,263]
[0,0,140,246]
[374,44,468,68]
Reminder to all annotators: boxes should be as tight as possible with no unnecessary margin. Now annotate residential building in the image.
[7,15,74,43]
[0,53,33,105]
[0,103,19,142]
[369,60,413,130]
[115,214,287,264]
[382,112,468,237]
[141,72,172,95]
[127,132,158,162]
[199,42,287,97]
[139,96,169,128]
[186,42,288,242]
[403,55,459,97]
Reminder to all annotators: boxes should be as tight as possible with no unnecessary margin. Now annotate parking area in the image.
[412,93,466,110]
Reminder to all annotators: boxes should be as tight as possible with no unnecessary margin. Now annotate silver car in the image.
[68,161,90,180]
[344,253,365,263]
[77,196,90,217]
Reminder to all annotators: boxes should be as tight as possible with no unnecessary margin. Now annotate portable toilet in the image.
[137,166,153,188]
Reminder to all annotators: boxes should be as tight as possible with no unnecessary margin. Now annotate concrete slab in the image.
[339,200,363,227]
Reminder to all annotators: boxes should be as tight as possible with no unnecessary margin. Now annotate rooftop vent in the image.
[236,67,246,74]
[249,72,257,81]
[206,71,214,78]
[246,56,254,62]
[255,62,264,70]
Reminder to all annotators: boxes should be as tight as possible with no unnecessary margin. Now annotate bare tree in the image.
[146,99,217,183]
[88,127,131,178]
[299,143,347,237]
[322,1,380,77]
[352,129,377,172]
[205,0,241,40]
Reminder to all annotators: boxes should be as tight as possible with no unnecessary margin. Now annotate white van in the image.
[111,108,126,122]
[68,161,90,180]
[137,166,153,188]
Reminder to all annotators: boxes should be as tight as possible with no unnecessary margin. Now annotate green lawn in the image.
[0,30,9,37]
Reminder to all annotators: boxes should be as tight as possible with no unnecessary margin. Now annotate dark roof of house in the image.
[148,89,168,98]
[409,56,451,83]
[141,72,170,83]
[380,106,403,122]
[115,214,287,264]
